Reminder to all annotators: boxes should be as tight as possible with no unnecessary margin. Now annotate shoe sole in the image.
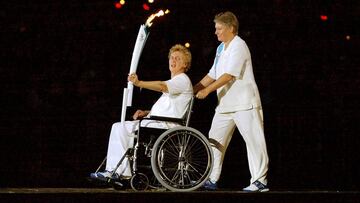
[243,188,269,192]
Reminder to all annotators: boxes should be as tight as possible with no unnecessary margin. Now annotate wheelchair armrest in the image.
[141,116,184,125]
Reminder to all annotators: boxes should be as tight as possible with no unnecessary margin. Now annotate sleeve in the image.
[208,43,224,79]
[165,74,190,95]
[224,41,249,78]
[207,63,216,79]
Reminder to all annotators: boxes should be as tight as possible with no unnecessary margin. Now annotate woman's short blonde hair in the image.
[168,44,192,72]
[214,11,239,35]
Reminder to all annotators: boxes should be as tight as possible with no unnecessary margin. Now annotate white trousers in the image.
[208,107,269,185]
[105,120,178,176]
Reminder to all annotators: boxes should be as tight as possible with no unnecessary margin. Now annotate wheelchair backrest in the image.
[184,96,194,127]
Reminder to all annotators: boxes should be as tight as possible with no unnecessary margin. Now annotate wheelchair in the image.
[92,97,214,192]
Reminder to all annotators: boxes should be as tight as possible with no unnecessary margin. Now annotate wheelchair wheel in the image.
[130,173,149,191]
[151,126,213,192]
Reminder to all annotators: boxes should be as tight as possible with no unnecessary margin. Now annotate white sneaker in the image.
[90,171,119,181]
[243,180,269,192]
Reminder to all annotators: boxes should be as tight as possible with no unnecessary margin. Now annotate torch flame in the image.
[145,9,170,27]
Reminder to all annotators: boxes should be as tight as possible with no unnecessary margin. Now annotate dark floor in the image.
[1,188,359,203]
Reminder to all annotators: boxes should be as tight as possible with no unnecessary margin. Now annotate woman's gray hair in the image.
[214,11,239,35]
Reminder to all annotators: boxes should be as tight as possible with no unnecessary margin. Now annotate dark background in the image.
[1,0,359,190]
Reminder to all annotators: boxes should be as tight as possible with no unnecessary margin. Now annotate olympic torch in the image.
[121,9,170,122]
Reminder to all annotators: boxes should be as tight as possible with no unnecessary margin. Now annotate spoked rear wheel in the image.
[151,126,213,192]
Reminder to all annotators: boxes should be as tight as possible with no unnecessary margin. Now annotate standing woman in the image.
[194,11,269,192]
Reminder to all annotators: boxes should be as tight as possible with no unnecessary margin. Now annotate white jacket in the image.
[208,36,262,114]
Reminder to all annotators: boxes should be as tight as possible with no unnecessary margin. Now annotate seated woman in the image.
[90,44,193,181]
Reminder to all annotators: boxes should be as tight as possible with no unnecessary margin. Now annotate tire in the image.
[151,126,213,192]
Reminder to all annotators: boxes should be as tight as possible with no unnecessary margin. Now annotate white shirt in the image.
[149,73,193,118]
[208,36,262,113]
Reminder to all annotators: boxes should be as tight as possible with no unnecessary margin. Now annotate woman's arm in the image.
[193,75,215,93]
[128,73,168,93]
[196,73,234,99]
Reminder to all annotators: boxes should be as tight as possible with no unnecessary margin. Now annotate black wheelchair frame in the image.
[92,97,213,192]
